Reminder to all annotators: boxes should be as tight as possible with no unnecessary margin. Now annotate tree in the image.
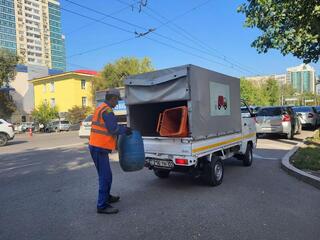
[31,102,59,125]
[67,105,92,124]
[0,48,20,119]
[238,1,320,63]
[0,93,16,119]
[262,79,280,106]
[281,83,296,98]
[240,78,256,105]
[94,57,154,90]
[240,78,269,106]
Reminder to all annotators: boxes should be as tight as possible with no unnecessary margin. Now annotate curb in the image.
[281,142,320,190]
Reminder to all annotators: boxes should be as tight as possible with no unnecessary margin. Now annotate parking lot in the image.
[0,130,319,240]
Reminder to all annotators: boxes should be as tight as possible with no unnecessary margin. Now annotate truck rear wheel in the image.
[202,156,224,186]
[154,169,170,178]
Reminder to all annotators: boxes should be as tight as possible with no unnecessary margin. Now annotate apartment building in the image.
[0,0,65,71]
[286,64,317,94]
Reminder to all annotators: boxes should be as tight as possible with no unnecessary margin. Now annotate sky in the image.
[61,0,320,78]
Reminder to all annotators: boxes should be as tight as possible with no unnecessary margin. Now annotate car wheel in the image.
[0,133,8,147]
[153,169,170,178]
[201,156,224,186]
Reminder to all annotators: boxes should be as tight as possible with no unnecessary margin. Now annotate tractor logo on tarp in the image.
[210,82,231,116]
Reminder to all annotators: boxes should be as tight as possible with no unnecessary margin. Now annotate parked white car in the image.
[0,119,15,146]
[79,115,92,138]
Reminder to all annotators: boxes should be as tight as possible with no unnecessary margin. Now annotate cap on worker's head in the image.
[105,88,121,100]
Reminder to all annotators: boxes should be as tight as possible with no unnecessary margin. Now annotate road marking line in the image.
[0,162,42,173]
[37,142,86,151]
[253,153,279,160]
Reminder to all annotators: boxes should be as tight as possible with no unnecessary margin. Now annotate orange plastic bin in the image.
[156,106,188,137]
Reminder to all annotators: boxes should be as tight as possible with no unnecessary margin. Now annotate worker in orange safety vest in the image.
[89,88,132,214]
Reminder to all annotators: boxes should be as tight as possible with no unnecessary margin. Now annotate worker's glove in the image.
[125,127,132,136]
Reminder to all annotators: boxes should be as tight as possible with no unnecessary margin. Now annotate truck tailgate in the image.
[143,137,192,156]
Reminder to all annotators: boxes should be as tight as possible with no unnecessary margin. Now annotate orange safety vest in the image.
[89,102,117,150]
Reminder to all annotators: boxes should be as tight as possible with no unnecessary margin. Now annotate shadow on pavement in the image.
[272,139,299,145]
[5,140,28,146]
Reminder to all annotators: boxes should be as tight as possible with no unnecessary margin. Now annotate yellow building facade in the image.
[31,70,97,113]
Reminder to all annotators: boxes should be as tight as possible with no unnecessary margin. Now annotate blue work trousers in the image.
[90,149,112,209]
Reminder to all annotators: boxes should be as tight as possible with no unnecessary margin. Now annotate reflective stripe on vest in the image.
[89,103,117,150]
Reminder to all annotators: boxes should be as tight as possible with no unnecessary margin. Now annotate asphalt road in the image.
[0,131,319,240]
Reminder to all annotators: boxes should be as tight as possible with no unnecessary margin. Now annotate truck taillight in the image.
[175,158,188,165]
[282,114,291,122]
[308,113,314,118]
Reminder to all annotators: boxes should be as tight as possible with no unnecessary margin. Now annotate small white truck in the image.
[124,65,256,186]
[0,119,15,147]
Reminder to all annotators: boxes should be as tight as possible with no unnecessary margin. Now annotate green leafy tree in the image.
[280,83,297,105]
[262,79,280,106]
[240,78,269,106]
[67,105,92,124]
[31,102,59,125]
[238,1,320,63]
[299,92,319,106]
[240,78,256,105]
[281,83,296,98]
[0,93,16,119]
[0,48,20,119]
[95,57,154,90]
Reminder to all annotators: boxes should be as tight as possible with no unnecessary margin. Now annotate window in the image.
[81,80,86,89]
[50,82,54,92]
[43,84,46,93]
[50,98,55,107]
[82,97,87,107]
[257,107,282,117]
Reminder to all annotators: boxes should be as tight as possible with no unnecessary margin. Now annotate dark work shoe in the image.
[97,205,119,214]
[109,195,120,203]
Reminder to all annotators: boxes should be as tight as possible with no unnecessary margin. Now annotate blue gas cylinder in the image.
[118,130,145,172]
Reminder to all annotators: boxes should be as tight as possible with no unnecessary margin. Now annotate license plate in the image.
[154,160,174,169]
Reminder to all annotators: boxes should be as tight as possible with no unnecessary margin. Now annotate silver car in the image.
[256,106,300,139]
[293,106,319,130]
[46,120,71,132]
[78,115,92,138]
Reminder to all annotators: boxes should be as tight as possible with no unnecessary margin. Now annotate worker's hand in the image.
[125,127,132,136]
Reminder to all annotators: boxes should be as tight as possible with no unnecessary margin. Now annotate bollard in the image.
[29,128,33,137]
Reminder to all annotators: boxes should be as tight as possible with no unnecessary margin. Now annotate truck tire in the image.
[154,169,170,178]
[0,133,8,147]
[202,156,224,186]
[242,143,253,167]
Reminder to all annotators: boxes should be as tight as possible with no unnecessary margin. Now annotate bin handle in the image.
[156,113,163,133]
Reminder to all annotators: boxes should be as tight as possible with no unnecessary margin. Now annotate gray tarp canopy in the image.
[124,64,241,139]
[124,65,190,104]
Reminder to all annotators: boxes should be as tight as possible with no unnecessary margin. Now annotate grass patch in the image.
[290,134,320,171]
